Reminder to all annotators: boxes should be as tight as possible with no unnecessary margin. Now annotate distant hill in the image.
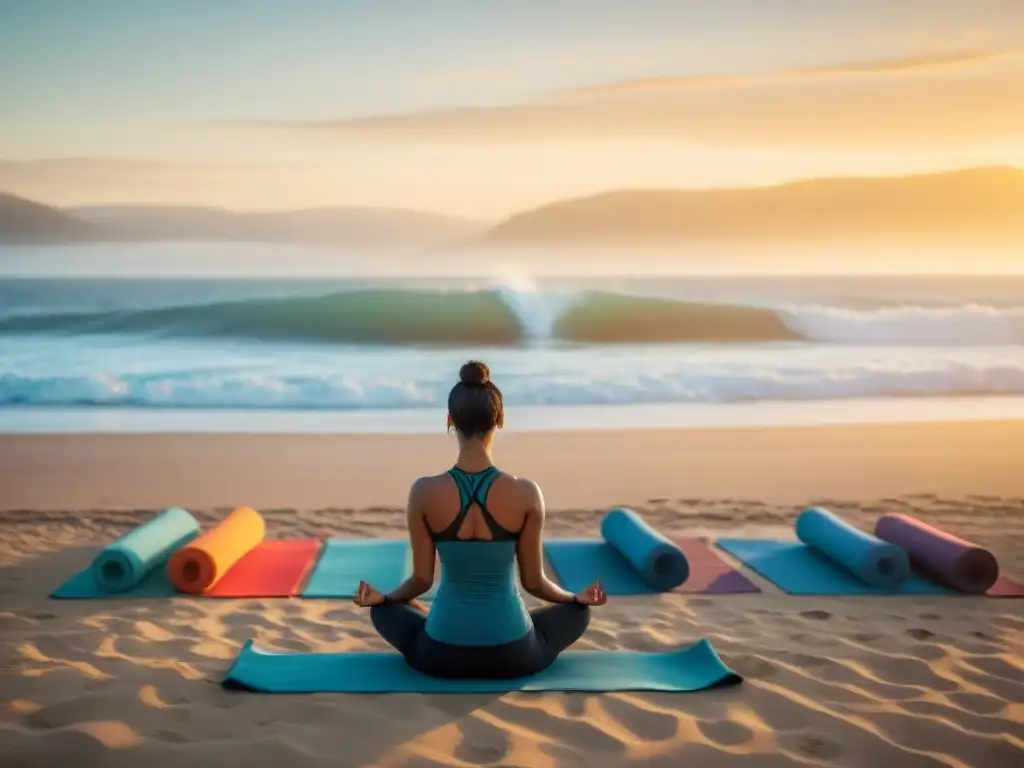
[0,192,97,243]
[68,205,486,251]
[0,196,485,250]
[470,167,1024,248]
[6,166,1023,255]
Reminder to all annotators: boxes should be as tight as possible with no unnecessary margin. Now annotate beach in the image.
[4,2,1024,763]
[1,421,1023,767]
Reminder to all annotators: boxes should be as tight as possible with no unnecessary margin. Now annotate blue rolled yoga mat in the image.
[545,508,690,594]
[716,507,936,596]
[51,507,201,598]
[796,507,910,590]
[222,638,742,693]
[714,539,950,596]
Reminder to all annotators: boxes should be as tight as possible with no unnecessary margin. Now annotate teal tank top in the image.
[424,467,533,647]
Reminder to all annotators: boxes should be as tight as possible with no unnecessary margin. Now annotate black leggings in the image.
[370,601,591,679]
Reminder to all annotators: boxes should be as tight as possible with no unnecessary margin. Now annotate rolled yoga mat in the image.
[545,508,690,594]
[52,507,201,598]
[795,507,911,590]
[875,513,999,594]
[717,507,934,596]
[222,638,742,693]
[168,505,265,594]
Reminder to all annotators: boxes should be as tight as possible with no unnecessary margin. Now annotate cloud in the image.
[553,49,1019,100]
[795,48,1018,75]
[183,48,1024,152]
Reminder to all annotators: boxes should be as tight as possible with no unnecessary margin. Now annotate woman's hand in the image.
[353,580,386,607]
[574,579,607,606]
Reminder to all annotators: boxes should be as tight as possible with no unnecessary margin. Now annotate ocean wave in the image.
[0,287,1021,345]
[4,357,1024,409]
[779,304,1024,345]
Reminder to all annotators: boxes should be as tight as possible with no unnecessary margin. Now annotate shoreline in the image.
[3,395,1024,435]
[4,419,1024,509]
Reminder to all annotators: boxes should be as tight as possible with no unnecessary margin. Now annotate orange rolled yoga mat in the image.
[168,506,266,594]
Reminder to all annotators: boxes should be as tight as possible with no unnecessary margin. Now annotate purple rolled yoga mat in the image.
[874,513,999,594]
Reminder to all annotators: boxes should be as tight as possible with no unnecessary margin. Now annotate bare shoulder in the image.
[408,473,448,501]
[509,474,544,510]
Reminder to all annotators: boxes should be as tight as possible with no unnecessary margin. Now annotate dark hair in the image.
[448,360,504,437]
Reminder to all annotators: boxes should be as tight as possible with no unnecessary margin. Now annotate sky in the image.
[1,0,1023,217]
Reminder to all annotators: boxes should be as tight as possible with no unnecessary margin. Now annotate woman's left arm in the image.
[384,479,436,603]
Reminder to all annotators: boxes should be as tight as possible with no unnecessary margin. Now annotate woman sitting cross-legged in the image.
[352,360,606,679]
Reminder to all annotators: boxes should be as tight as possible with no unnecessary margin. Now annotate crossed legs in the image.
[370,601,591,678]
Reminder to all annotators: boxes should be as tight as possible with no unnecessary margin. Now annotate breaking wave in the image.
[2,287,1021,346]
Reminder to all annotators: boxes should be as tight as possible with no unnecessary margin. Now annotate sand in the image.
[1,421,1023,767]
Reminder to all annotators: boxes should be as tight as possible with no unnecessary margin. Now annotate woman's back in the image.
[356,359,602,680]
[422,466,532,646]
[420,465,528,540]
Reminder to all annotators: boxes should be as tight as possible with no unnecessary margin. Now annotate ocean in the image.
[2,256,1024,434]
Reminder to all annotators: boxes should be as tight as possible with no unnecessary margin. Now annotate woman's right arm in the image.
[515,478,579,604]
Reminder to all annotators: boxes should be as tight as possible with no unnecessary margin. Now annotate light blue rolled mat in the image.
[89,506,201,592]
[795,507,910,590]
[600,507,690,591]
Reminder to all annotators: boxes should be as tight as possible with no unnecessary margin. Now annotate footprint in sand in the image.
[881,498,908,507]
[918,612,941,620]
[781,733,843,760]
[799,610,833,621]
[906,628,936,641]
[454,730,509,765]
[727,655,775,679]
[275,638,312,652]
[696,719,754,748]
[851,632,881,643]
[153,729,190,744]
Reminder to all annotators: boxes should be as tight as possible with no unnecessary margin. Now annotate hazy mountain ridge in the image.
[0,195,486,250]
[0,193,98,243]
[3,167,1023,254]
[470,166,1024,247]
[70,204,487,250]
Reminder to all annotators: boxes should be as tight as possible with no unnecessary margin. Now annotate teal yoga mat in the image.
[716,539,952,596]
[796,507,909,589]
[222,638,742,693]
[301,539,408,598]
[300,538,442,599]
[545,539,656,594]
[544,508,690,595]
[51,507,201,599]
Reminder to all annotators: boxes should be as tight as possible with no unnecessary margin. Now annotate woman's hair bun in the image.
[459,360,490,386]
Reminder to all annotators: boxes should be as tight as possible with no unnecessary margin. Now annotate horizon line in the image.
[3,161,1022,221]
